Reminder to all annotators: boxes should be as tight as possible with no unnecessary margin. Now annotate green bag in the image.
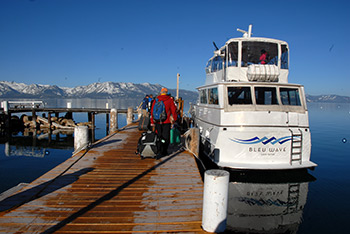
[170,127,181,144]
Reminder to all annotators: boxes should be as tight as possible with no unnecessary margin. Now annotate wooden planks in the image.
[0,123,205,233]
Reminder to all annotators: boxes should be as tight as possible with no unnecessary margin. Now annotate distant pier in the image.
[0,100,137,141]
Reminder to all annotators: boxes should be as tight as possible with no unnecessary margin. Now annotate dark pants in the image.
[155,123,171,155]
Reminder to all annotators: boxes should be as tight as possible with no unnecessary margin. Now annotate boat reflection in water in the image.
[226,170,315,233]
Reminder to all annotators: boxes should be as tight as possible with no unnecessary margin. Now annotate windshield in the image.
[228,87,252,105]
[226,86,303,107]
[242,41,278,67]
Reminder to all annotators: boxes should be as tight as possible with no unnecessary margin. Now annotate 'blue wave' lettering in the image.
[230,136,294,145]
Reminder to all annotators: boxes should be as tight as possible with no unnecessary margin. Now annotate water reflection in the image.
[5,142,49,157]
[1,129,75,158]
[226,170,316,233]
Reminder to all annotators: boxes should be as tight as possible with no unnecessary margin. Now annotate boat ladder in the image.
[289,129,303,165]
[285,183,300,214]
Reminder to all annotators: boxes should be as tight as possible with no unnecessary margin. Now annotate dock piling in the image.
[74,125,89,153]
[127,107,133,125]
[109,108,118,133]
[202,169,229,233]
[1,101,10,130]
[2,101,9,114]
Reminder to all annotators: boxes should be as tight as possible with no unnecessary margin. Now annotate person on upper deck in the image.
[150,87,178,156]
[259,49,268,64]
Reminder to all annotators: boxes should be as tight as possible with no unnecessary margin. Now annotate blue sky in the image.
[0,0,349,96]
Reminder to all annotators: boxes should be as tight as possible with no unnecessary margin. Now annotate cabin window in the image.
[227,42,238,67]
[199,89,208,104]
[242,42,278,67]
[208,87,219,105]
[281,45,289,69]
[280,88,301,106]
[211,56,223,72]
[205,60,212,74]
[255,87,278,105]
[227,87,252,105]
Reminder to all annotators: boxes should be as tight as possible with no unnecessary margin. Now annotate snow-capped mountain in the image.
[305,94,350,103]
[0,81,198,101]
[0,81,348,103]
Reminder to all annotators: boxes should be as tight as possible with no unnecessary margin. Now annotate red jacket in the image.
[150,94,178,124]
[260,53,267,64]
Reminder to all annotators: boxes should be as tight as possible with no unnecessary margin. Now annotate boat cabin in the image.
[205,37,289,85]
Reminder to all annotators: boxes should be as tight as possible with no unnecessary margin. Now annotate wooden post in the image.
[127,107,133,125]
[91,112,95,143]
[32,109,38,130]
[88,112,92,123]
[106,113,109,135]
[110,109,118,133]
[66,111,73,120]
[48,112,52,129]
[176,73,180,100]
[48,128,52,143]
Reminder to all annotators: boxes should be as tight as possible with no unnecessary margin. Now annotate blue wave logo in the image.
[238,197,289,207]
[230,136,293,145]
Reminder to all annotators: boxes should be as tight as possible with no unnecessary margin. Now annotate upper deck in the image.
[205,25,290,85]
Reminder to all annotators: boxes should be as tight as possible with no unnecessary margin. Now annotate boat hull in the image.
[195,117,317,170]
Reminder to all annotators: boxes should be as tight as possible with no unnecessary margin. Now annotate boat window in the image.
[211,56,223,72]
[255,87,278,105]
[227,42,238,67]
[227,87,252,105]
[242,42,278,67]
[205,59,212,74]
[280,88,301,106]
[208,87,219,105]
[281,45,289,69]
[199,89,208,104]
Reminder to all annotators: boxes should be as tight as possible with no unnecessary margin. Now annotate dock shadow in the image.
[0,168,94,212]
[42,149,184,234]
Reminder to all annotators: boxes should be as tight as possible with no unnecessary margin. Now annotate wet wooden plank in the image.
[0,123,205,233]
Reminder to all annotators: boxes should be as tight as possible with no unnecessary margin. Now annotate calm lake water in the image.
[0,100,349,233]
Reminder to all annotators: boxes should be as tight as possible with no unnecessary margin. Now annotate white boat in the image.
[192,25,317,170]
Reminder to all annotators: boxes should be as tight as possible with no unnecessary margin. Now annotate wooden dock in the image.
[0,123,206,233]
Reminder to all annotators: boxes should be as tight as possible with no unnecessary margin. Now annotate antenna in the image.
[213,41,219,51]
[237,24,253,38]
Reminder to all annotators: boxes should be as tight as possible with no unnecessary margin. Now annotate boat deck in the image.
[0,123,205,233]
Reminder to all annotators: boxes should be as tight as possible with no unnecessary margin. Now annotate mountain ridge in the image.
[0,81,349,103]
[0,81,198,101]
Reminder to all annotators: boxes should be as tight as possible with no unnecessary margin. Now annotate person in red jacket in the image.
[150,87,178,156]
[259,49,268,64]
